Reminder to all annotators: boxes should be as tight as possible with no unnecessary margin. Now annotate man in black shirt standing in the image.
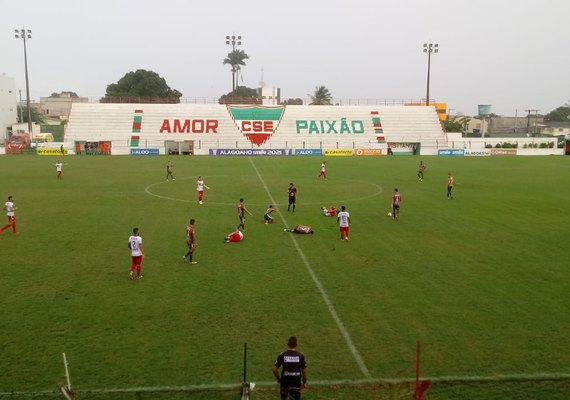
[273,336,307,400]
[287,183,297,212]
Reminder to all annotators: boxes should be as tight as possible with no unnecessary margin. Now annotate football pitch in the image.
[0,155,569,400]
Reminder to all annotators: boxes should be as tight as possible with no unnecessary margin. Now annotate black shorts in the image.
[264,214,273,221]
[289,196,296,204]
[280,386,301,400]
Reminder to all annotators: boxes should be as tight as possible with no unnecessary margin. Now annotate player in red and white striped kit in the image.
[128,227,145,280]
[317,161,327,180]
[0,196,18,235]
[224,230,244,243]
[337,206,351,241]
[196,176,210,204]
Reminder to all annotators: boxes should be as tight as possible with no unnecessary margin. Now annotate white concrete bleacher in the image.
[65,103,446,154]
[380,106,447,148]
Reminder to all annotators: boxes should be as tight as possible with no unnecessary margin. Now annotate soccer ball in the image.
[387,212,392,217]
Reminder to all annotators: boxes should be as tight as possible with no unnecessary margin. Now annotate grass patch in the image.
[0,155,568,399]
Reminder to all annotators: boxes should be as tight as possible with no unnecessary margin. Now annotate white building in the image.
[0,74,18,139]
[257,86,281,105]
[40,93,89,121]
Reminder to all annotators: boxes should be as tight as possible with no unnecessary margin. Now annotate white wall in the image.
[516,148,563,156]
[11,122,40,136]
[446,137,559,149]
[0,75,18,139]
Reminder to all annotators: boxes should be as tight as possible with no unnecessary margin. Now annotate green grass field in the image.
[0,155,569,400]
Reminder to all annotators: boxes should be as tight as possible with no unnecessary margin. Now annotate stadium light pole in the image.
[15,28,33,136]
[226,35,242,92]
[423,43,438,107]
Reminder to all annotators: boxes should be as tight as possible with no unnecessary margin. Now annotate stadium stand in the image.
[64,103,446,154]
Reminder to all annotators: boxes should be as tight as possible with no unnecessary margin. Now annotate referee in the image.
[287,183,297,212]
[273,336,307,400]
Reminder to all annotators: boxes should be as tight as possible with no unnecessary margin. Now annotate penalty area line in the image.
[247,157,371,379]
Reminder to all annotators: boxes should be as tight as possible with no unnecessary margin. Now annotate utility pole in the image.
[15,28,33,135]
[525,109,539,135]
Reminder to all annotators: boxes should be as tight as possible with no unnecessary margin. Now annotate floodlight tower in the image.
[226,35,242,92]
[423,43,438,107]
[15,28,33,135]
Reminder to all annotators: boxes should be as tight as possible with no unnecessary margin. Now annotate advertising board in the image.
[354,148,382,156]
[130,148,160,156]
[324,149,353,156]
[209,149,291,156]
[464,149,491,156]
[37,148,69,156]
[490,149,517,156]
[294,149,323,156]
[438,149,465,156]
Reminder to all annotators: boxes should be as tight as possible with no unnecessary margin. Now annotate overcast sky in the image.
[1,0,568,116]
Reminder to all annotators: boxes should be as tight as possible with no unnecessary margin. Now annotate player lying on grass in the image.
[284,224,314,234]
[224,230,244,243]
[321,206,337,217]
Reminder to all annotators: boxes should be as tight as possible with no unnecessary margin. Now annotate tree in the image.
[282,98,304,105]
[218,86,259,104]
[102,69,182,103]
[309,86,332,105]
[443,119,462,133]
[544,101,570,121]
[50,91,79,98]
[443,115,468,132]
[17,105,46,124]
[223,50,250,92]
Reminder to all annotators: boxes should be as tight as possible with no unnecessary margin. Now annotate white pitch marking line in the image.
[144,177,383,206]
[247,157,371,378]
[4,372,569,396]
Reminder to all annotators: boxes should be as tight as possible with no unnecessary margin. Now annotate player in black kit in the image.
[273,336,307,400]
[287,183,297,212]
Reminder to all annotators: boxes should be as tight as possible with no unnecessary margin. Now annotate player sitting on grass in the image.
[224,230,244,243]
[321,206,337,217]
[284,224,314,234]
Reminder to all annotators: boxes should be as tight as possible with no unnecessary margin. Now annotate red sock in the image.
[136,264,141,276]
